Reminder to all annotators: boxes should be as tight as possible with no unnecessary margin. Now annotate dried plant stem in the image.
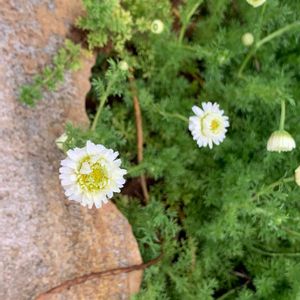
[35,253,162,300]
[128,72,149,203]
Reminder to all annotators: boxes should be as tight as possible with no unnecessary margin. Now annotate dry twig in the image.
[35,253,163,300]
[128,71,149,203]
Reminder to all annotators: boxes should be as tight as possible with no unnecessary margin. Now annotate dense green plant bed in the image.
[21,0,300,299]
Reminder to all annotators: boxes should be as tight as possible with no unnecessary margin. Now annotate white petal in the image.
[61,158,77,169]
[192,105,203,116]
[67,148,86,161]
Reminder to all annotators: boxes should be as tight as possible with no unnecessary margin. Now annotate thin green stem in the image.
[237,48,256,78]
[282,227,300,239]
[279,100,285,130]
[251,245,300,257]
[279,99,286,131]
[157,109,189,123]
[257,21,300,48]
[252,176,294,201]
[256,2,267,41]
[238,21,300,77]
[217,288,239,300]
[179,1,203,43]
[90,81,113,132]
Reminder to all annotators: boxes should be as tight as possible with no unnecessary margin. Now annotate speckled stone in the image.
[0,1,142,299]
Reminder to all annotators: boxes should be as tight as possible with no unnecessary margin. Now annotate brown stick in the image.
[128,72,149,203]
[35,253,163,300]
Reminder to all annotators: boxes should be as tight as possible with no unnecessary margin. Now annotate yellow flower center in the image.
[77,157,109,193]
[210,119,221,134]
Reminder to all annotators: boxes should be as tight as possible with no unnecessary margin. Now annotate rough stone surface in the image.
[0,1,142,299]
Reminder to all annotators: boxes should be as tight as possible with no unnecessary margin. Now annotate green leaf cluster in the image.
[77,0,133,52]
[19,40,82,106]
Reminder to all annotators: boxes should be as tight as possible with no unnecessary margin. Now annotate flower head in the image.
[189,102,229,149]
[242,33,254,47]
[151,20,164,34]
[295,166,300,186]
[246,0,266,7]
[59,141,127,208]
[267,130,296,152]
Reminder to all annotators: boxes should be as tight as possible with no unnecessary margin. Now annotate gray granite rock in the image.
[0,1,142,299]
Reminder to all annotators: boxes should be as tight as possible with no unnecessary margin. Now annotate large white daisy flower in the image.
[189,102,229,149]
[59,141,127,209]
[246,0,266,8]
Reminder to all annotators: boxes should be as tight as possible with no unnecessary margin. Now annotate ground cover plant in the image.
[20,0,300,299]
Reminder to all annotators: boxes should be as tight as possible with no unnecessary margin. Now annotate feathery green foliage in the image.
[20,0,300,299]
[19,39,81,106]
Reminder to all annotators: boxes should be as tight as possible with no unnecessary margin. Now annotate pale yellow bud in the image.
[118,60,129,71]
[56,133,68,151]
[242,33,254,47]
[151,20,164,34]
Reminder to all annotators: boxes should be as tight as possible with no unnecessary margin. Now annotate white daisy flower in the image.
[189,102,229,149]
[59,141,127,209]
[246,0,266,8]
[151,20,164,34]
[267,130,296,152]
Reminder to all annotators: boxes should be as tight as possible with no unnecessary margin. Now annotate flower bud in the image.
[242,33,254,47]
[267,130,296,153]
[295,166,300,187]
[246,0,266,8]
[56,132,68,151]
[151,20,164,34]
[118,60,129,71]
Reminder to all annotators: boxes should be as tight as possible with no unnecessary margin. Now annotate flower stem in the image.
[217,288,239,300]
[279,99,286,131]
[157,109,189,123]
[257,21,300,48]
[250,245,300,257]
[282,227,300,239]
[238,21,300,77]
[237,48,256,78]
[252,176,294,201]
[178,0,203,43]
[90,81,112,132]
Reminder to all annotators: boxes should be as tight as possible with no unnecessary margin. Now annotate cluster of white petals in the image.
[267,130,296,153]
[59,141,126,209]
[189,102,229,149]
[246,0,266,8]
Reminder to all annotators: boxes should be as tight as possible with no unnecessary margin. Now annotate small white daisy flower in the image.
[59,141,127,209]
[267,130,296,152]
[242,33,254,47]
[151,20,164,34]
[189,102,229,149]
[246,0,266,8]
